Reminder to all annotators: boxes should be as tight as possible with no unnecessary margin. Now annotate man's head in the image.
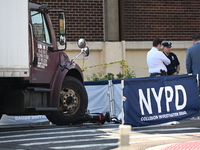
[162,42,172,55]
[153,38,163,49]
[192,33,200,43]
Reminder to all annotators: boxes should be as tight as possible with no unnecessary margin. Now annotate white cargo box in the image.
[0,0,29,77]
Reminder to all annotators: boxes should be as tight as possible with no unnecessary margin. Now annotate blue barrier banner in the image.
[124,75,200,127]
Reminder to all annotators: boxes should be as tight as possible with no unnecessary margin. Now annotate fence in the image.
[1,75,199,126]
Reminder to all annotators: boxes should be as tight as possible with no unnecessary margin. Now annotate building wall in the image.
[124,0,200,41]
[34,0,198,80]
[35,0,200,41]
[34,0,104,41]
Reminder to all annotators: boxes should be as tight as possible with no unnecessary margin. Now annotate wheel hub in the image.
[60,88,79,114]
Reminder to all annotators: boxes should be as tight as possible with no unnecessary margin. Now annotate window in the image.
[31,11,51,44]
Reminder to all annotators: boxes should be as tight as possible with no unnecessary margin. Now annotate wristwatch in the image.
[176,71,179,73]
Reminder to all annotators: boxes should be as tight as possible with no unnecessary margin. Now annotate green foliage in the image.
[116,72,124,79]
[86,72,104,81]
[124,68,136,79]
[105,73,115,80]
[86,68,136,81]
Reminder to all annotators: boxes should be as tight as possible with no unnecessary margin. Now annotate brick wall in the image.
[124,0,200,41]
[32,0,200,41]
[33,0,104,42]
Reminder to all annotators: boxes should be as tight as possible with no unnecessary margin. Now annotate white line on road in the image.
[20,137,118,146]
[1,126,195,140]
[0,127,67,135]
[0,123,118,135]
[49,143,118,149]
[0,127,118,139]
[0,133,111,144]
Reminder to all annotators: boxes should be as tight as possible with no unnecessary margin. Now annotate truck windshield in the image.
[31,11,51,44]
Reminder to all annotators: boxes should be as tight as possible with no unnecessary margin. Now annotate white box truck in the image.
[0,0,90,125]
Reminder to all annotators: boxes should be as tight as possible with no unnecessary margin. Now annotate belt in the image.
[150,73,162,75]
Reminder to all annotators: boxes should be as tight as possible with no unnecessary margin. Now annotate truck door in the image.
[30,10,59,83]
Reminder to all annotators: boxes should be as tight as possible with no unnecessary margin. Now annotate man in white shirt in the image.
[147,38,171,76]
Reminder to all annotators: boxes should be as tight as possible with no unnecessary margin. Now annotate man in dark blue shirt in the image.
[162,42,180,75]
[186,33,200,75]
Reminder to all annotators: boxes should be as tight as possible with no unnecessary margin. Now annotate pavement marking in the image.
[0,124,120,149]
[20,137,118,146]
[13,128,200,148]
[0,127,118,139]
[1,124,200,150]
[0,127,67,135]
[49,143,119,149]
[0,123,117,135]
[0,133,112,144]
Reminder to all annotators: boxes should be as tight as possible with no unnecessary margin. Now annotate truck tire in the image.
[46,76,88,125]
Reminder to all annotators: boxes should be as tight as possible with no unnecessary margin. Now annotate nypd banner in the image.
[124,75,200,127]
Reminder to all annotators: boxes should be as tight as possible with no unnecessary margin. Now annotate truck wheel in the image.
[46,76,88,125]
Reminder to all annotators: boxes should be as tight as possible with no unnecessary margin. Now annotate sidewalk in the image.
[146,140,200,150]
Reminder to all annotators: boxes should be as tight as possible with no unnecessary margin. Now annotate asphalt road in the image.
[0,118,200,150]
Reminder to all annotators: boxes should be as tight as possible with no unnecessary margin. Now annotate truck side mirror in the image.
[77,38,86,48]
[59,13,66,46]
[82,46,89,57]
[71,38,89,63]
[78,38,89,56]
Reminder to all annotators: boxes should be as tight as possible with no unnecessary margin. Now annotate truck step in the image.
[26,107,58,111]
[27,87,52,92]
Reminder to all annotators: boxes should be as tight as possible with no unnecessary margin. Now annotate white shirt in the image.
[147,47,171,73]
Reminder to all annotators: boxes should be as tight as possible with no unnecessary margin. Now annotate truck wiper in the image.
[39,4,48,13]
[31,4,49,17]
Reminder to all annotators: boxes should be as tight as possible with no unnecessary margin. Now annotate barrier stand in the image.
[119,125,131,150]
[108,80,116,119]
